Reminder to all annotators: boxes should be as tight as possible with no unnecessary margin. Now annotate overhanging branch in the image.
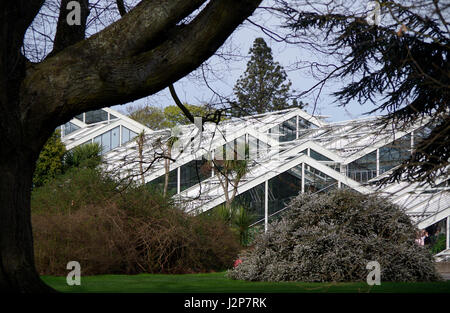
[22,0,262,131]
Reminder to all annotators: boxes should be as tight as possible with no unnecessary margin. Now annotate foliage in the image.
[64,142,102,170]
[431,234,447,255]
[233,206,255,246]
[127,104,169,130]
[31,167,116,215]
[163,104,209,127]
[214,204,255,246]
[31,168,240,275]
[228,189,441,282]
[33,131,66,188]
[275,0,449,185]
[213,147,250,210]
[233,37,304,116]
[126,103,210,130]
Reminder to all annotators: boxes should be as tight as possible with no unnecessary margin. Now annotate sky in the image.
[113,2,382,123]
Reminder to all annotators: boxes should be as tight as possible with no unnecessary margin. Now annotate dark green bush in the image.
[431,234,447,254]
[228,189,440,282]
[32,169,240,275]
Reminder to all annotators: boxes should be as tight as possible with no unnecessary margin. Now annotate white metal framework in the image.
[60,107,150,152]
[63,107,450,251]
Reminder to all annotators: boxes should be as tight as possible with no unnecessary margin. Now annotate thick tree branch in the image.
[116,0,127,17]
[50,0,90,56]
[21,0,262,140]
[53,0,207,59]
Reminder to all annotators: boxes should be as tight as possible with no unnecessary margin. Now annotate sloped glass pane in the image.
[379,134,411,174]
[347,150,377,183]
[63,122,80,136]
[85,109,108,124]
[180,157,210,192]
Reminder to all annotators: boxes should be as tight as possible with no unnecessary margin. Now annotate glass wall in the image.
[310,149,332,161]
[233,182,265,224]
[94,126,120,154]
[379,134,411,174]
[62,122,80,136]
[180,157,211,192]
[424,218,447,254]
[215,135,270,161]
[85,109,108,124]
[304,164,337,193]
[268,164,302,215]
[346,134,412,182]
[121,126,138,145]
[298,117,314,129]
[413,123,434,148]
[147,169,177,197]
[268,116,297,142]
[347,150,377,183]
[72,110,117,124]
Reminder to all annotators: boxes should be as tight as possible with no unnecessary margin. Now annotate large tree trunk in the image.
[0,0,262,292]
[0,150,54,292]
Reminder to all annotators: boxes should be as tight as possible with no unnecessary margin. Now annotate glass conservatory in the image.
[63,106,450,256]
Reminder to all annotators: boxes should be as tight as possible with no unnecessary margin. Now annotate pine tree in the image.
[233,37,304,116]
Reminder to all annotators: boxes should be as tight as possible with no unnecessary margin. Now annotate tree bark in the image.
[0,0,262,292]
[0,151,55,292]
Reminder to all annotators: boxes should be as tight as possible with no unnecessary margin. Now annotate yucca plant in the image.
[233,205,254,246]
[64,142,102,170]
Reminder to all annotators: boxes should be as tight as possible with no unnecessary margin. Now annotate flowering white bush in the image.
[228,189,440,282]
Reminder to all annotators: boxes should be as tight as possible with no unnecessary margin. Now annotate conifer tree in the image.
[32,131,66,188]
[233,37,304,116]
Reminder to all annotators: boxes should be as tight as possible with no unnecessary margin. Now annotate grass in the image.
[42,272,450,293]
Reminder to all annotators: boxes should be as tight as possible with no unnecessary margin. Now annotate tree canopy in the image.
[127,103,210,129]
[273,0,449,185]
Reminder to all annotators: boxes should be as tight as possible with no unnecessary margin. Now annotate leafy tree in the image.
[232,37,304,116]
[127,104,210,129]
[32,131,66,188]
[126,104,169,130]
[274,0,449,185]
[163,104,209,127]
[0,0,261,292]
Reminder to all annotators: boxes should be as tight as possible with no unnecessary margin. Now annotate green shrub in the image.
[431,234,447,255]
[33,131,66,187]
[228,189,440,282]
[32,169,240,275]
[31,167,117,214]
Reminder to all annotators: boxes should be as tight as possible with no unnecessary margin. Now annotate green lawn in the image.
[42,272,450,293]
